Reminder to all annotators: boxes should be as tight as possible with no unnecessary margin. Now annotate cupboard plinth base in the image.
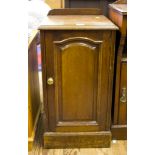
[44,131,111,148]
[111,125,127,140]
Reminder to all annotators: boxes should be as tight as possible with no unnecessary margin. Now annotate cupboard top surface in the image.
[39,15,118,30]
[109,4,127,15]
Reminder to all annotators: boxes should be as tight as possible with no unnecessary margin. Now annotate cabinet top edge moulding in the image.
[109,0,127,15]
[38,15,118,30]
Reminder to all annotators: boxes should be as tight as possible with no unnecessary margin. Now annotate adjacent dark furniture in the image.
[109,0,127,140]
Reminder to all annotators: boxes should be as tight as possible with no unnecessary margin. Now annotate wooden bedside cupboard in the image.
[39,9,118,148]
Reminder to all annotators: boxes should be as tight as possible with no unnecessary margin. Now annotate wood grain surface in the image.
[41,29,116,148]
[29,140,127,155]
[39,15,118,30]
[64,0,116,17]
[48,8,103,15]
[28,109,127,154]
[109,0,127,140]
[109,4,127,15]
[45,0,63,8]
[28,30,42,151]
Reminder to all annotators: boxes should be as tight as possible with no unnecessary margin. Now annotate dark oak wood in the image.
[48,8,103,15]
[64,0,116,16]
[39,9,117,148]
[39,15,118,30]
[113,0,127,4]
[65,0,105,9]
[111,125,127,140]
[44,131,111,148]
[118,61,127,124]
[109,1,127,140]
[43,31,115,132]
[29,115,127,155]
[28,31,41,151]
[109,4,127,15]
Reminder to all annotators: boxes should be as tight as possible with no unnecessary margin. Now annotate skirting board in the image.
[111,125,127,140]
[44,131,111,149]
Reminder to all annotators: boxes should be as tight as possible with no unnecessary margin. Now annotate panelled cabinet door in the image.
[44,31,115,133]
[53,37,101,132]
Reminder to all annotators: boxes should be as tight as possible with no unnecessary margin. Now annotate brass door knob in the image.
[47,77,54,85]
